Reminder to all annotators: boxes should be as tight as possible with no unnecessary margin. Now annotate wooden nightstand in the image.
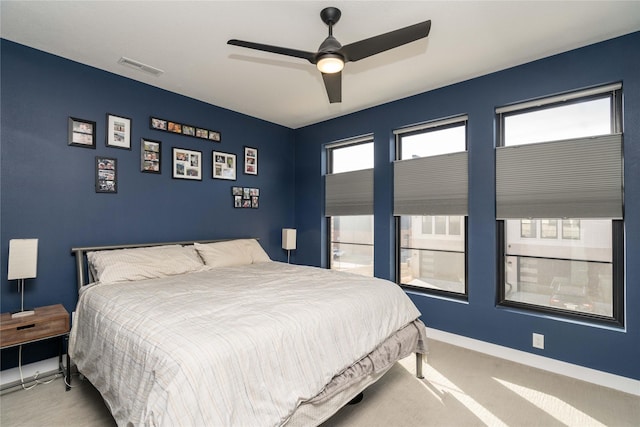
[0,304,71,390]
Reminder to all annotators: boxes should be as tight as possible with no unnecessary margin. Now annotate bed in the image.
[69,238,427,426]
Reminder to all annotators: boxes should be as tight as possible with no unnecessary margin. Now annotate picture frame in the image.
[232,186,259,209]
[68,117,96,148]
[213,151,236,180]
[95,156,117,193]
[244,146,258,175]
[168,121,182,134]
[150,116,222,142]
[172,147,202,180]
[106,113,132,149]
[141,138,161,173]
[150,117,167,131]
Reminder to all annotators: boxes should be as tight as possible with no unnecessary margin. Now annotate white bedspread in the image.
[69,262,423,426]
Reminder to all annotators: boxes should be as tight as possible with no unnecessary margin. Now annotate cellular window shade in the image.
[496,133,623,219]
[394,151,468,216]
[325,168,374,216]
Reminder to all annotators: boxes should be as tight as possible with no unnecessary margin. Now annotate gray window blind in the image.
[325,168,374,216]
[394,152,468,215]
[496,133,623,219]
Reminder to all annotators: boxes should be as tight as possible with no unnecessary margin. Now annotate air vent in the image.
[117,57,164,77]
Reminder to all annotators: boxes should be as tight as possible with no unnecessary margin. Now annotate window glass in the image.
[421,215,433,234]
[330,142,374,173]
[540,220,558,239]
[562,219,581,240]
[520,220,537,238]
[330,216,374,277]
[400,124,465,159]
[504,97,611,146]
[399,215,465,294]
[505,219,613,316]
[434,216,447,235]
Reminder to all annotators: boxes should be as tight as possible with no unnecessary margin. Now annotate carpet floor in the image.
[1,339,638,426]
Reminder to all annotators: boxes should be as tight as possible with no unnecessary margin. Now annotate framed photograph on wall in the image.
[172,147,202,180]
[149,116,221,142]
[232,186,260,209]
[208,130,221,142]
[68,117,96,148]
[150,117,167,131]
[106,113,132,149]
[141,138,161,173]
[243,146,258,175]
[168,121,182,134]
[95,156,117,193]
[213,151,236,180]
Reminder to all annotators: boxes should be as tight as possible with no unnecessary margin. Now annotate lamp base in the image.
[11,310,35,319]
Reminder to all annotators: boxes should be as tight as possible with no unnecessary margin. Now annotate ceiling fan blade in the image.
[322,71,342,103]
[340,20,431,62]
[228,39,316,63]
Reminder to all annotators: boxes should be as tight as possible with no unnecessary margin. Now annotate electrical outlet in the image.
[532,333,544,349]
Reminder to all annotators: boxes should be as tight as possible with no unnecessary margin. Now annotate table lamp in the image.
[7,239,38,318]
[282,228,296,264]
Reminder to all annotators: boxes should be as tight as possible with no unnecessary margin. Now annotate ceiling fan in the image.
[228,7,431,103]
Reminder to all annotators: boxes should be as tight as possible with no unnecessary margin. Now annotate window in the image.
[540,220,557,239]
[496,84,623,325]
[562,219,581,240]
[326,136,374,276]
[394,116,468,296]
[520,220,537,238]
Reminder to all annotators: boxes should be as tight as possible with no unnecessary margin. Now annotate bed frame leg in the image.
[416,353,424,379]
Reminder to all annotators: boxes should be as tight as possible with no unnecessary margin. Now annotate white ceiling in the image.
[2,1,639,129]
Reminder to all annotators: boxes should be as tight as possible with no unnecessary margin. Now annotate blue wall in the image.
[1,40,295,364]
[294,32,640,380]
[2,32,639,380]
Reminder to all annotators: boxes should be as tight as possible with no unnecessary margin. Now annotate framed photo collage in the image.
[68,114,259,198]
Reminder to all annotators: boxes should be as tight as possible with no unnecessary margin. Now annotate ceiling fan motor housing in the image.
[320,7,342,26]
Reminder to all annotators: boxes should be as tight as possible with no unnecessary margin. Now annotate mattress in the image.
[69,261,426,426]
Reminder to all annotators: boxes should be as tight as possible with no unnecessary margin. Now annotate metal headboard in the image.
[71,238,245,292]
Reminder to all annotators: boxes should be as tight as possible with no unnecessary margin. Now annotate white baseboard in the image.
[0,356,63,392]
[426,327,640,396]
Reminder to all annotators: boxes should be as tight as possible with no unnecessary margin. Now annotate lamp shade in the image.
[282,229,297,250]
[8,239,38,280]
[316,55,344,74]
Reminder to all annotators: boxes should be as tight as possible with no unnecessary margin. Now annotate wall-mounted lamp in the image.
[282,228,297,264]
[7,239,38,318]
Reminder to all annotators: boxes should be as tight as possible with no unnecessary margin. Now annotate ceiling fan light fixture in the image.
[316,54,344,74]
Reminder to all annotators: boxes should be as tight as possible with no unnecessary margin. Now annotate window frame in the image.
[394,115,469,299]
[496,84,624,326]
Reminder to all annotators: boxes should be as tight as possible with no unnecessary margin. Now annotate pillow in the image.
[193,240,252,268]
[194,239,270,267]
[237,239,271,263]
[87,245,205,283]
